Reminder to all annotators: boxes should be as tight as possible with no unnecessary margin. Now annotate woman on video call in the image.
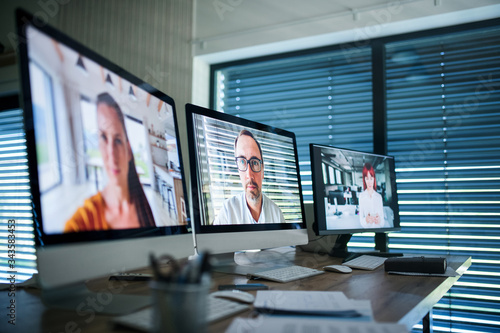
[358,162,384,228]
[65,93,155,232]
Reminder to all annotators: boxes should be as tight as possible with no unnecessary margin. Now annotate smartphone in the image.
[218,283,269,291]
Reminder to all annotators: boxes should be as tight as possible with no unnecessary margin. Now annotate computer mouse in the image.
[210,290,255,304]
[323,265,353,274]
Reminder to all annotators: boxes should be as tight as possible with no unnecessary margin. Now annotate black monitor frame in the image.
[186,103,307,235]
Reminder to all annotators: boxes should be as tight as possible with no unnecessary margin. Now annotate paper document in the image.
[225,316,408,333]
[254,290,361,317]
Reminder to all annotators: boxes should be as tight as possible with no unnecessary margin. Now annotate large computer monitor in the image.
[310,144,401,259]
[16,9,193,311]
[185,104,308,274]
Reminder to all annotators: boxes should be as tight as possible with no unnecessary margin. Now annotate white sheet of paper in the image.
[254,290,354,312]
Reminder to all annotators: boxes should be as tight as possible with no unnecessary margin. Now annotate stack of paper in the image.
[226,291,409,332]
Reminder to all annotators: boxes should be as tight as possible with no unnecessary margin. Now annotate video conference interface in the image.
[26,24,188,236]
[311,145,399,233]
[190,112,304,226]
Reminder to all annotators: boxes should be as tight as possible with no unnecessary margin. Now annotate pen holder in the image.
[150,277,211,333]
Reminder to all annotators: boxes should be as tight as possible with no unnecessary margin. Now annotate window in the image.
[385,25,500,333]
[29,62,61,193]
[212,19,500,333]
[322,163,328,185]
[335,169,342,185]
[0,95,36,284]
[81,96,100,188]
[329,166,336,185]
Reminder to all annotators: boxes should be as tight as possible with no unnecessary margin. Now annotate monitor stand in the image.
[210,248,295,276]
[40,278,151,315]
[328,234,403,262]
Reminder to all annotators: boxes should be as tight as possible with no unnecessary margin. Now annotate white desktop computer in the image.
[185,103,309,275]
[17,9,194,312]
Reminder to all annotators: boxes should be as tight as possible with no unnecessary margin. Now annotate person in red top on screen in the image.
[213,130,285,225]
[64,93,155,232]
[358,162,384,228]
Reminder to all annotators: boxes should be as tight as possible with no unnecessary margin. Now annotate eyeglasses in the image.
[235,157,262,172]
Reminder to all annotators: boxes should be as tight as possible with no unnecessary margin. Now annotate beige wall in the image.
[55,1,193,110]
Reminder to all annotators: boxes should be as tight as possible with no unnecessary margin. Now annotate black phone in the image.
[218,283,269,291]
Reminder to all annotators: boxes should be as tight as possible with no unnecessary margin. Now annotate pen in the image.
[187,251,211,284]
[150,253,162,281]
[150,253,180,282]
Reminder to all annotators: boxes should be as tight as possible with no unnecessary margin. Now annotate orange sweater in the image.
[64,192,110,232]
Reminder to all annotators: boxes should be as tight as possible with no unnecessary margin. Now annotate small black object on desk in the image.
[384,256,447,274]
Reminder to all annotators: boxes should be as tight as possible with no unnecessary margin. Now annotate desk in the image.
[0,249,470,333]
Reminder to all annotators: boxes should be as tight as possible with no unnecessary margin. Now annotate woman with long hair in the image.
[65,93,155,232]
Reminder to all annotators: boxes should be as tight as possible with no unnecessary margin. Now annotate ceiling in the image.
[193,0,500,60]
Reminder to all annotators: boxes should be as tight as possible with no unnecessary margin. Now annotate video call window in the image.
[314,145,397,231]
[27,25,187,235]
[192,113,302,225]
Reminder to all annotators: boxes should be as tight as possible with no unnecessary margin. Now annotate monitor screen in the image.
[17,9,193,294]
[185,104,308,265]
[310,144,400,235]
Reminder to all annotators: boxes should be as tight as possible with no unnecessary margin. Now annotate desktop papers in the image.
[253,290,367,318]
[225,316,408,333]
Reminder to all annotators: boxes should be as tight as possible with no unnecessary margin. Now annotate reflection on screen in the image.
[191,113,302,226]
[27,25,187,234]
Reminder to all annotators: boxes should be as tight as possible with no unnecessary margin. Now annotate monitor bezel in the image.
[310,143,401,236]
[185,103,307,236]
[16,8,191,247]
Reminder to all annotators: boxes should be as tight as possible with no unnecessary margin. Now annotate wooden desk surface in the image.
[0,248,471,333]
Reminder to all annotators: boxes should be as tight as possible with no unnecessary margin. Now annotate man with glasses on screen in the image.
[213,130,285,225]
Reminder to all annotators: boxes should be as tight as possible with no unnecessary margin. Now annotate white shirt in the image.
[358,190,385,228]
[213,192,285,225]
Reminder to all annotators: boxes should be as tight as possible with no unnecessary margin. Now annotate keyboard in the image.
[247,265,324,283]
[342,255,388,270]
[113,293,250,331]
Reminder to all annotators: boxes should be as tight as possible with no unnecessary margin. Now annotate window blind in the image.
[385,26,500,333]
[0,96,36,284]
[213,47,374,202]
[212,19,500,333]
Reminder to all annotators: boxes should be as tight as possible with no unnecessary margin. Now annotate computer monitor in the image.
[310,144,401,259]
[185,103,308,274]
[16,9,193,312]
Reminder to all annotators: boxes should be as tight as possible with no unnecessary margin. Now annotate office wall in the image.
[55,1,193,110]
[54,1,193,173]
[0,0,194,179]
